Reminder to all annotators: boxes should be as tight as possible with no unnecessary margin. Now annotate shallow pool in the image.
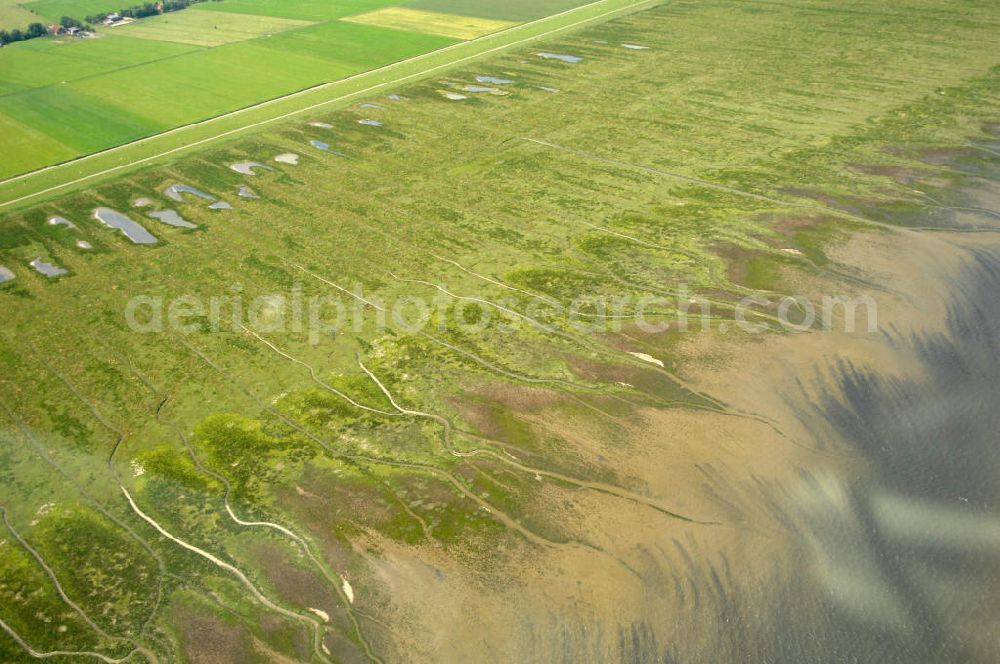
[94,208,158,245]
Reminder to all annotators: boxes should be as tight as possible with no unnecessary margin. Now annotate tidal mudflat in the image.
[668,216,1000,662]
[0,2,998,663]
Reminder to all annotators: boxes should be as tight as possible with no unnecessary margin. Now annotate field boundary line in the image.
[0,0,662,210]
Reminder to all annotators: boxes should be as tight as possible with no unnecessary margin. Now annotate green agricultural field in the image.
[21,0,123,23]
[1,0,999,662]
[253,20,457,68]
[0,35,198,90]
[187,0,402,21]
[0,113,78,175]
[1,83,164,152]
[0,0,610,182]
[407,0,596,21]
[0,0,43,29]
[341,6,517,40]
[112,8,314,47]
[63,27,451,126]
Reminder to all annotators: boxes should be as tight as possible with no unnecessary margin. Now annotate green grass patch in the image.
[406,0,594,22]
[0,112,77,176]
[22,0,122,23]
[255,19,458,68]
[0,0,648,187]
[67,40,356,125]
[188,0,399,21]
[0,0,45,29]
[0,35,199,94]
[112,8,313,47]
[0,83,164,154]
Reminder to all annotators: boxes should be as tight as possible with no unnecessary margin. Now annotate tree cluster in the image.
[0,0,218,46]
[0,22,47,45]
[85,0,209,25]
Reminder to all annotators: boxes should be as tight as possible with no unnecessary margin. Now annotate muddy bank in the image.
[661,227,1000,661]
[354,181,1000,663]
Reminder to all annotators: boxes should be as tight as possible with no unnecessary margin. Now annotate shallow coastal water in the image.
[164,184,215,202]
[537,52,583,63]
[759,240,1000,664]
[642,191,1000,664]
[29,258,67,277]
[148,210,196,228]
[476,75,513,85]
[93,208,158,244]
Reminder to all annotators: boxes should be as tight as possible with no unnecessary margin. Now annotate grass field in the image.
[0,113,78,175]
[188,0,401,21]
[65,25,454,124]
[22,0,122,23]
[0,0,999,661]
[407,0,597,21]
[0,0,642,184]
[341,6,517,40]
[254,19,457,67]
[0,35,198,91]
[0,0,42,28]
[1,83,162,152]
[0,0,620,181]
[112,9,314,46]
